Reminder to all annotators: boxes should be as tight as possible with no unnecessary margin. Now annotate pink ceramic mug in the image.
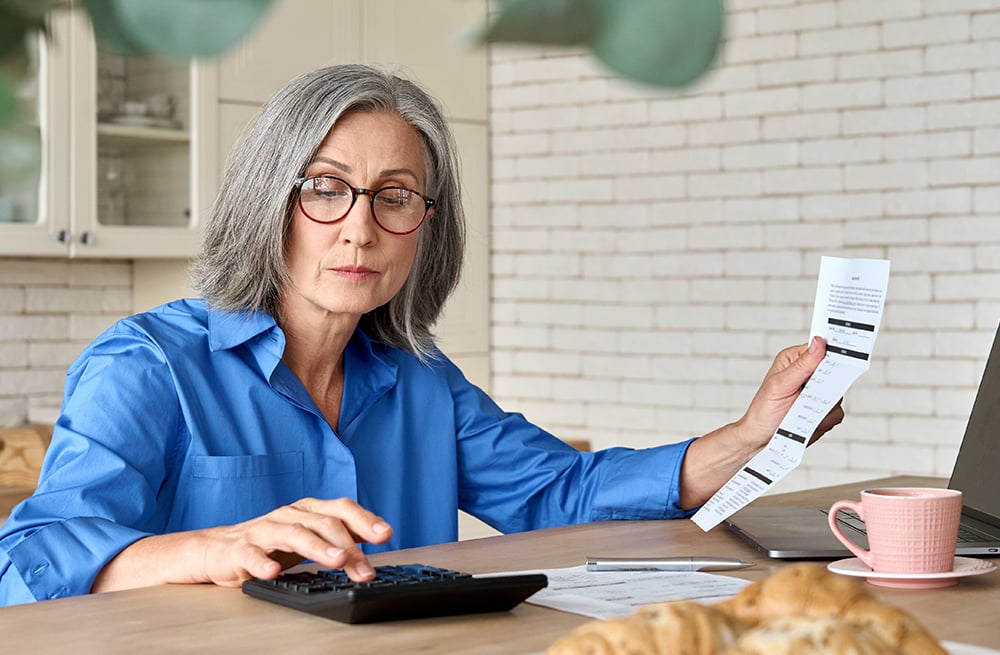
[828,487,962,574]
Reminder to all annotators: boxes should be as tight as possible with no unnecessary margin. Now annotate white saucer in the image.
[828,556,996,589]
[942,642,1000,655]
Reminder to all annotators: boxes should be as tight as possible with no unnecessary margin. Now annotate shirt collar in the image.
[207,306,279,352]
[205,305,399,430]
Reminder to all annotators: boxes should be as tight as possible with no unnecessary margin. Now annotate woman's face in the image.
[283,111,431,324]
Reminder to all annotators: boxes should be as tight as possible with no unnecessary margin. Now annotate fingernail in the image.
[357,561,374,578]
[373,521,391,535]
[808,336,818,353]
[327,547,344,559]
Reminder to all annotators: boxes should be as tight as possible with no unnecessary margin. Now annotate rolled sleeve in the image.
[449,352,700,530]
[589,438,698,521]
[2,518,150,604]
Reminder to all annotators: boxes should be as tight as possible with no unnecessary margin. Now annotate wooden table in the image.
[1,475,997,653]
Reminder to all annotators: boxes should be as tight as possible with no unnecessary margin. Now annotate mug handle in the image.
[827,500,872,567]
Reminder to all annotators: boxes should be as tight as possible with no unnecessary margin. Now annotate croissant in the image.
[547,602,744,655]
[636,601,746,655]
[720,616,899,655]
[545,563,948,655]
[715,563,946,655]
[713,561,866,625]
[546,616,660,655]
[841,597,947,655]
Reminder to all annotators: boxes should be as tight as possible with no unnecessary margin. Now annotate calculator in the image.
[241,563,548,624]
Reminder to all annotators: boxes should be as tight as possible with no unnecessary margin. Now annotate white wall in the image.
[488,0,1000,492]
[5,1,1000,496]
[0,258,132,425]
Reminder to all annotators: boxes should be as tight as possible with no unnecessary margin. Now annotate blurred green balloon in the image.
[110,0,273,59]
[482,0,724,89]
[590,0,724,88]
[480,0,597,46]
[0,5,29,60]
[0,73,18,126]
[82,0,148,56]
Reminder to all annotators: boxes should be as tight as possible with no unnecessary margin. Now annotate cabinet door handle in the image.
[80,231,94,246]
[57,230,67,243]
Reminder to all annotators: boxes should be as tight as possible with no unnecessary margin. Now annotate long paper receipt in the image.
[692,256,891,531]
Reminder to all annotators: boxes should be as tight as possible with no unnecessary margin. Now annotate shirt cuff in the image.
[5,517,150,602]
[590,437,698,521]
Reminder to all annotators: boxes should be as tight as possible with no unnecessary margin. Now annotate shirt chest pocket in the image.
[181,452,305,528]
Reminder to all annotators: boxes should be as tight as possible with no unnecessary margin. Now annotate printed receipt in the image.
[692,256,891,531]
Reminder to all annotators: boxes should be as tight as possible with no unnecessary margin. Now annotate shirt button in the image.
[31,561,50,578]
[48,586,69,599]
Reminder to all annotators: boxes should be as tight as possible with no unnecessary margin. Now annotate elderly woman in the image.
[0,65,842,605]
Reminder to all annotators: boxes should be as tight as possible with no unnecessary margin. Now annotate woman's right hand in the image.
[92,497,393,593]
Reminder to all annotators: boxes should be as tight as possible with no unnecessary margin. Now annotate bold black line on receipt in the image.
[743,467,772,485]
[777,428,806,443]
[828,318,875,332]
[829,346,869,361]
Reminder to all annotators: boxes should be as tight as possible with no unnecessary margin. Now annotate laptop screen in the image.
[949,324,1000,523]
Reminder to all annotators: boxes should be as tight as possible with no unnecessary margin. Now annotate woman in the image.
[0,65,842,605]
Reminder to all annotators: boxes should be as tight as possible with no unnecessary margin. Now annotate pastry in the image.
[546,603,743,655]
[841,597,947,655]
[716,564,946,655]
[714,562,866,625]
[546,616,659,655]
[545,563,947,655]
[635,601,746,654]
[720,616,898,655]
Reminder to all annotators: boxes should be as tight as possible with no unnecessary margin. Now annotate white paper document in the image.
[498,565,750,619]
[691,256,891,531]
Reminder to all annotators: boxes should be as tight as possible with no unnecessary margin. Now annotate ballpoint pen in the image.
[585,556,755,572]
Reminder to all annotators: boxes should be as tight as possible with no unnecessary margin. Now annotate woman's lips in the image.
[331,265,378,281]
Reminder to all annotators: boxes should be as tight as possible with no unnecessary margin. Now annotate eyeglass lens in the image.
[298,175,428,234]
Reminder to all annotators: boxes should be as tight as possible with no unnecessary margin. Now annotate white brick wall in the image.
[0,258,131,426]
[4,2,1000,501]
[489,2,1000,492]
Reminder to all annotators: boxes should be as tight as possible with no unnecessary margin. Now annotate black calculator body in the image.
[241,563,548,624]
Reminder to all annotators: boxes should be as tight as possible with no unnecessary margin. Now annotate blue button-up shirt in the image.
[0,299,694,605]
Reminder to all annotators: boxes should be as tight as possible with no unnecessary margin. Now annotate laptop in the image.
[724,323,1000,559]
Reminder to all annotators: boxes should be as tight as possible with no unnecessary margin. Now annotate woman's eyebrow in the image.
[380,167,420,183]
[308,158,420,185]
[309,156,352,173]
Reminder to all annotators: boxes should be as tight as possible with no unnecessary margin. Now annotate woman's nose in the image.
[338,195,378,246]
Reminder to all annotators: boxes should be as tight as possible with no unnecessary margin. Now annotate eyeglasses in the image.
[293,175,436,235]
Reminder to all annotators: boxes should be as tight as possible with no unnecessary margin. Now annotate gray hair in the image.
[190,64,465,360]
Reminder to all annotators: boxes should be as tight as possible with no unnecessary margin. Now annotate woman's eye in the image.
[317,189,348,199]
[378,190,411,206]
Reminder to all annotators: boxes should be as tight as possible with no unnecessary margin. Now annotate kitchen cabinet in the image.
[0,7,217,258]
[2,0,490,388]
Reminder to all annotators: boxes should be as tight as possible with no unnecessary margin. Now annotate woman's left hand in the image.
[736,336,845,453]
[675,335,846,509]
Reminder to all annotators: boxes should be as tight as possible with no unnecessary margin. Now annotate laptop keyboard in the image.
[832,508,866,533]
[829,508,986,542]
[957,525,991,542]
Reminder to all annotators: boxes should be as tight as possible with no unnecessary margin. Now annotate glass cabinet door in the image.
[73,7,216,257]
[0,11,71,256]
[4,42,40,225]
[0,7,217,258]
[94,43,192,229]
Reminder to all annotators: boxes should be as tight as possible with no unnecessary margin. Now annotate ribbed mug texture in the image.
[828,487,962,574]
